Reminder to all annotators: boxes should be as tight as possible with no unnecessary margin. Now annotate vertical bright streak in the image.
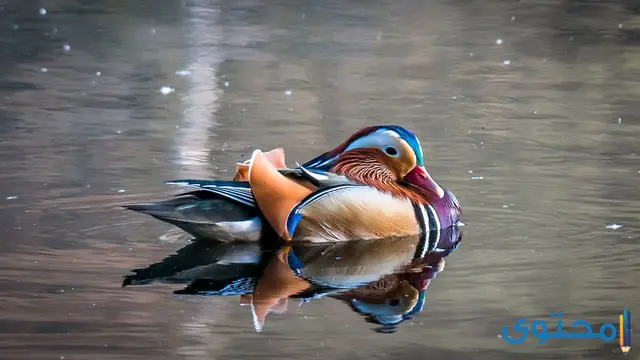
[175,2,230,358]
[176,2,223,179]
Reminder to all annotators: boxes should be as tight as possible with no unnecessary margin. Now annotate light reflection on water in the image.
[0,0,638,359]
[175,1,221,176]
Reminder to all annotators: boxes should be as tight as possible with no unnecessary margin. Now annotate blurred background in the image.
[0,0,638,359]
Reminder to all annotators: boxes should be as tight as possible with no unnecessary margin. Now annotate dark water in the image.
[1,0,639,359]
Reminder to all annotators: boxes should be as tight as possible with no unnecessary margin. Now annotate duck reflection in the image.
[123,226,462,332]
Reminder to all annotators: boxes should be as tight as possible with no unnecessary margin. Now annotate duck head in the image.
[302,125,445,203]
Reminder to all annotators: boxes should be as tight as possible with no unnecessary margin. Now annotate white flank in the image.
[216,217,262,241]
[297,186,416,242]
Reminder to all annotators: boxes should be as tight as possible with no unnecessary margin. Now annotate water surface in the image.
[1,0,639,359]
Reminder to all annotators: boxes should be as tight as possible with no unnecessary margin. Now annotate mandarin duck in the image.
[125,125,461,242]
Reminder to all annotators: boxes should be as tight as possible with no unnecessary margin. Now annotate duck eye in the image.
[384,147,398,156]
[388,299,400,306]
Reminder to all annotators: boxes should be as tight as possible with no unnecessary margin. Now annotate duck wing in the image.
[164,149,315,240]
[164,180,256,208]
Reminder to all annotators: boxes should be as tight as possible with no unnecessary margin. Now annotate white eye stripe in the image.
[345,130,405,153]
[377,129,401,138]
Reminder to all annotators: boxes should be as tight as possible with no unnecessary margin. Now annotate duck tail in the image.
[122,203,167,214]
[123,194,263,241]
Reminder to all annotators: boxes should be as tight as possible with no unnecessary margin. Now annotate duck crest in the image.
[303,126,380,170]
[326,126,380,156]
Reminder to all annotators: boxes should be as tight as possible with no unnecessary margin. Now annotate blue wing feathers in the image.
[167,179,255,207]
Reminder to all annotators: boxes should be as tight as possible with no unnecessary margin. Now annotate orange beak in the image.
[404,166,445,199]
